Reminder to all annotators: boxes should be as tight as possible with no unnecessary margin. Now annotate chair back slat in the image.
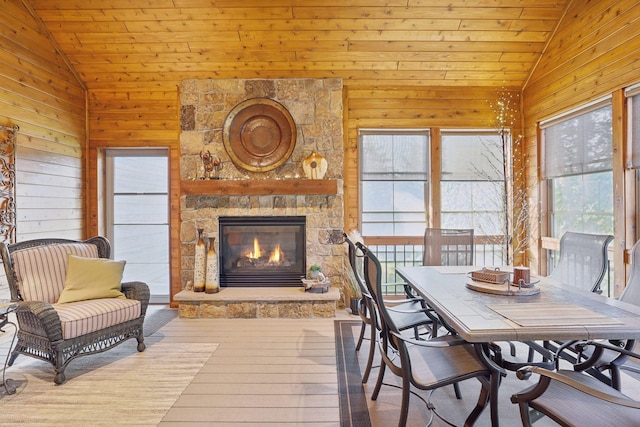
[423,228,474,266]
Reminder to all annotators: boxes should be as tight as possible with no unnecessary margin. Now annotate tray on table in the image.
[467,268,540,296]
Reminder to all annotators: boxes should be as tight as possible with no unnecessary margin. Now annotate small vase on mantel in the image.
[193,229,206,292]
[205,237,219,294]
[302,151,328,180]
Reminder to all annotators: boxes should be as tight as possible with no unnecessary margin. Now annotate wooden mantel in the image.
[181,179,338,195]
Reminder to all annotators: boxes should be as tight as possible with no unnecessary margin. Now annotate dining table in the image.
[396,265,640,426]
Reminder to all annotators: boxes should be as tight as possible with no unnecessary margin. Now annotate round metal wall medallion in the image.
[223,98,297,172]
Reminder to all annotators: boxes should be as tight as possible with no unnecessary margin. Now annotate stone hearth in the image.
[175,287,340,318]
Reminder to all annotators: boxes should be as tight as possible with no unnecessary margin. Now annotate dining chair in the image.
[511,341,640,427]
[358,241,504,427]
[423,228,474,267]
[547,231,614,293]
[527,231,614,364]
[343,232,434,383]
[560,239,640,390]
[419,228,475,336]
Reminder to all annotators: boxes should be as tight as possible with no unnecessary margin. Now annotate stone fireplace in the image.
[176,78,345,318]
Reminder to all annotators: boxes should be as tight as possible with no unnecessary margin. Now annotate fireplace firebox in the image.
[219,216,306,287]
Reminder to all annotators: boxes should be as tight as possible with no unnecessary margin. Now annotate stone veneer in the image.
[175,288,340,319]
[178,78,346,316]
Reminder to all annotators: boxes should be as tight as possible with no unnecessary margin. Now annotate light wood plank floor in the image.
[1,306,639,426]
[157,311,341,426]
[0,306,345,426]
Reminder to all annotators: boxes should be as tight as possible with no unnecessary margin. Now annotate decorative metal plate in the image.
[222,98,296,172]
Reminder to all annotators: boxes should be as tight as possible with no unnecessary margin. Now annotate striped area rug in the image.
[335,320,372,427]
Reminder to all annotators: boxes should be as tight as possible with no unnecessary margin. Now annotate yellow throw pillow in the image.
[57,255,126,304]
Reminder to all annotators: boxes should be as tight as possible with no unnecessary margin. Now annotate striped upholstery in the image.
[54,298,141,339]
[11,243,99,303]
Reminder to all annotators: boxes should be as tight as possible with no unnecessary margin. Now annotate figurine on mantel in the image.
[302,151,328,180]
[200,150,222,179]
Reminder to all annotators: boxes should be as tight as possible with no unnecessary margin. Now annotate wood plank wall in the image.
[0,1,86,241]
[522,0,640,294]
[0,0,86,298]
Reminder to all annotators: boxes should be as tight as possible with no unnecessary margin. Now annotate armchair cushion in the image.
[54,298,141,339]
[57,255,126,304]
[12,243,99,303]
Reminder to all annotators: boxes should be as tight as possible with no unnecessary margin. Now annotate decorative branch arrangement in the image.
[486,88,529,266]
[0,124,17,244]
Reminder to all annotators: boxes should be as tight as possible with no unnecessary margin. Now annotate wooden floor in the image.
[158,310,341,426]
[0,305,344,426]
[1,306,639,426]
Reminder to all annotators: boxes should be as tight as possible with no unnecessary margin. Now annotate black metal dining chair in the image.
[556,239,640,390]
[358,241,503,427]
[423,228,475,267]
[511,341,640,427]
[343,232,434,383]
[527,231,614,365]
[547,231,614,294]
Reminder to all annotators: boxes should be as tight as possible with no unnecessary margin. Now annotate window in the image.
[105,149,170,303]
[440,130,506,265]
[359,130,429,236]
[440,131,505,235]
[542,102,614,239]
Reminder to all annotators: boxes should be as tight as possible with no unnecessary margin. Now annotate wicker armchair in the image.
[0,236,149,384]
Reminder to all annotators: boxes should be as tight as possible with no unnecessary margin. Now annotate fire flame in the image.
[269,244,282,263]
[247,237,261,259]
[245,237,284,265]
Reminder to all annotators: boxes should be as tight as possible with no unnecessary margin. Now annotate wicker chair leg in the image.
[137,337,145,352]
[54,371,66,385]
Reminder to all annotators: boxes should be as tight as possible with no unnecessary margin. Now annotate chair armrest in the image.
[121,281,150,316]
[575,340,640,361]
[382,296,423,305]
[15,301,63,341]
[390,330,468,348]
[516,366,640,409]
[386,306,430,315]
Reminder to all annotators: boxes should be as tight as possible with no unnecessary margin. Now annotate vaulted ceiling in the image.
[26,0,571,90]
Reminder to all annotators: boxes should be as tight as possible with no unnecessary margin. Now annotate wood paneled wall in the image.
[343,85,521,234]
[0,1,86,239]
[0,0,86,298]
[85,85,180,301]
[523,0,640,294]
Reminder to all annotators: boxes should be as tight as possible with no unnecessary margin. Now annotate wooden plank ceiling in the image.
[25,0,570,89]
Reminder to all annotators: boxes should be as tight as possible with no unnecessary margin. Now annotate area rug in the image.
[0,338,217,425]
[335,320,372,427]
[144,307,179,336]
